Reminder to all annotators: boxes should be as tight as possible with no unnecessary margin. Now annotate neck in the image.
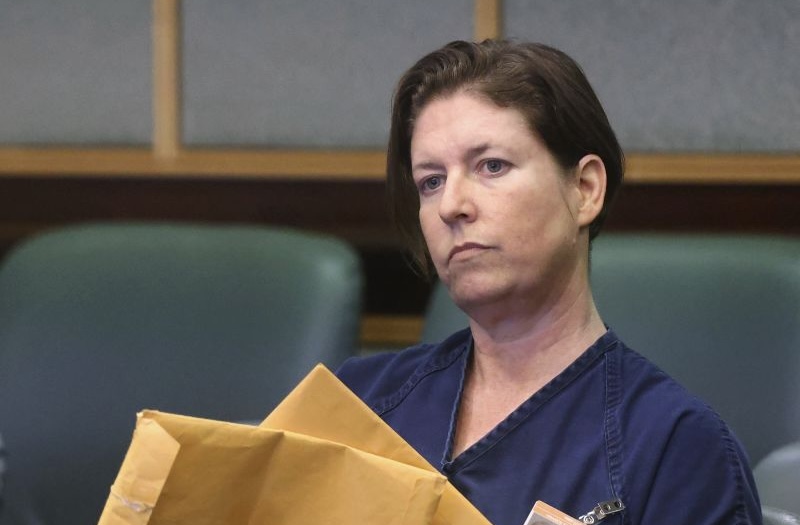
[466,280,606,390]
[451,288,606,458]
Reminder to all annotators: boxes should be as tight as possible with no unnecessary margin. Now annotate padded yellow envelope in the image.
[98,365,492,525]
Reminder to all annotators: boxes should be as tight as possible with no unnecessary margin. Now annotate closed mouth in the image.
[449,242,490,262]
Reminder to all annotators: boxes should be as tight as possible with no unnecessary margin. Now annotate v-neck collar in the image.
[441,330,617,474]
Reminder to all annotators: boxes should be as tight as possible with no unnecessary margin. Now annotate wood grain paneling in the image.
[1,149,798,184]
[153,0,181,158]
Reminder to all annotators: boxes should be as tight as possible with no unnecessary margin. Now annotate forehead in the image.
[410,91,536,158]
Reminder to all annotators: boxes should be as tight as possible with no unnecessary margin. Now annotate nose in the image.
[438,171,476,225]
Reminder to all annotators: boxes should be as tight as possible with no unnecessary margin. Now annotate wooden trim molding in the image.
[152,0,181,159]
[624,154,800,184]
[0,148,797,184]
[360,314,423,347]
[474,0,502,41]
[0,148,386,179]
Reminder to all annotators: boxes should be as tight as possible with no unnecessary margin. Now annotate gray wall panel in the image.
[182,0,473,147]
[2,1,797,152]
[505,0,800,152]
[0,0,151,144]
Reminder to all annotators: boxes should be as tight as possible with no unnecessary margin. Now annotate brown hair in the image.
[387,39,624,276]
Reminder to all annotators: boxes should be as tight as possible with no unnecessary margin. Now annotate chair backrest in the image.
[0,222,363,525]
[754,441,800,517]
[591,234,800,464]
[421,278,469,343]
[762,508,800,525]
[0,432,5,516]
[420,233,800,464]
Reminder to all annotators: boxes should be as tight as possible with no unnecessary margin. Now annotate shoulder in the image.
[612,344,761,524]
[336,328,471,409]
[615,343,746,462]
[616,345,740,449]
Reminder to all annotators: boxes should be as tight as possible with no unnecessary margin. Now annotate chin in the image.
[446,276,512,313]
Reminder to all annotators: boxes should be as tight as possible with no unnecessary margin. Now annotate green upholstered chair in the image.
[762,509,800,525]
[0,222,363,525]
[421,234,800,465]
[589,234,800,466]
[420,277,469,344]
[754,441,800,522]
[0,432,5,517]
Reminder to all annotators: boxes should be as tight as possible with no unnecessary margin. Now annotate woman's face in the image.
[410,91,590,318]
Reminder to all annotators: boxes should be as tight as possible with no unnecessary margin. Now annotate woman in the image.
[337,40,761,525]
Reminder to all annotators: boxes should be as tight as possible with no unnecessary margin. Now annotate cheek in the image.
[419,208,449,259]
[418,206,441,245]
[502,189,570,244]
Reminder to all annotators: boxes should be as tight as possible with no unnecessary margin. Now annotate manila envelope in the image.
[99,410,447,524]
[99,364,492,525]
[261,364,492,525]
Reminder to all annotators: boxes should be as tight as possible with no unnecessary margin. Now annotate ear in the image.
[574,154,607,228]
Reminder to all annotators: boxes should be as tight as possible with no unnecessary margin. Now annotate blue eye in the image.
[421,176,443,193]
[485,159,505,173]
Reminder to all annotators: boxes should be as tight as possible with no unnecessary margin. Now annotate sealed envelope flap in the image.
[101,413,180,525]
[100,410,446,525]
[261,364,493,525]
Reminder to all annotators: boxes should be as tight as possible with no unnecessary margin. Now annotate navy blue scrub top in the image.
[337,329,762,525]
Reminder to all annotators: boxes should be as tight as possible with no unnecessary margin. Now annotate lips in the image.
[448,242,490,262]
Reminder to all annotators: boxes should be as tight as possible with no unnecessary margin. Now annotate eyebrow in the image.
[411,161,443,174]
[411,143,494,174]
[465,143,492,160]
